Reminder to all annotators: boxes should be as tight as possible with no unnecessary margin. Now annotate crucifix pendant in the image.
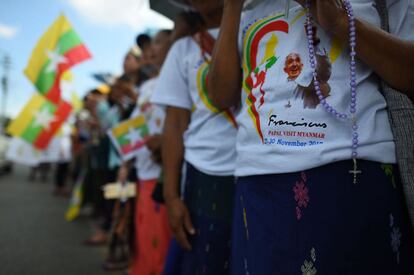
[349,158,362,184]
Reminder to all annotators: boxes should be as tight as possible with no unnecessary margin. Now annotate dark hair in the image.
[159,29,173,36]
[178,11,204,33]
[136,68,150,86]
[117,73,133,83]
[136,34,152,49]
[82,89,100,102]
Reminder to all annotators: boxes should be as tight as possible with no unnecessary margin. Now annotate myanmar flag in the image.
[7,93,73,150]
[65,171,85,221]
[24,14,91,104]
[108,115,150,161]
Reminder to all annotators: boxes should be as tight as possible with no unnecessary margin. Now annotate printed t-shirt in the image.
[132,77,165,181]
[235,0,414,176]
[151,29,238,176]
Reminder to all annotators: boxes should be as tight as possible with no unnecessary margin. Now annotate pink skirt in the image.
[131,179,171,275]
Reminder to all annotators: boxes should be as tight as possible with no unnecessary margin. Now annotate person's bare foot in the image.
[84,230,108,246]
[102,259,128,271]
[53,187,63,196]
[60,187,71,197]
[53,187,70,197]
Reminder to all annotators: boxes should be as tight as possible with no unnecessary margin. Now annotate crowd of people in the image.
[30,0,414,274]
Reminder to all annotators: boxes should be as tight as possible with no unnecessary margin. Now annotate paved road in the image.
[0,165,120,275]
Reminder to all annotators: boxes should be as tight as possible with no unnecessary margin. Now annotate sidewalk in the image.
[0,164,119,275]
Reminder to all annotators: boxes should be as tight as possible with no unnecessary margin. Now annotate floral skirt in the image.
[131,179,171,275]
[166,163,235,275]
[231,160,414,275]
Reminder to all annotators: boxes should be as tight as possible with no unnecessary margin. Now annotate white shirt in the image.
[57,124,72,162]
[234,0,414,177]
[132,78,165,181]
[151,30,238,176]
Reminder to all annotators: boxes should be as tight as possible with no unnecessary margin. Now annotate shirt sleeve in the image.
[151,39,193,110]
[388,0,414,40]
[129,107,140,119]
[238,12,247,61]
[148,105,166,135]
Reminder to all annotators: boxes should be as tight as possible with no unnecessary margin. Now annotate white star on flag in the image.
[33,108,55,130]
[45,47,68,73]
[125,127,141,145]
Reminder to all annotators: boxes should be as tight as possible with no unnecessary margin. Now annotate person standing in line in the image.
[208,0,414,274]
[152,1,238,274]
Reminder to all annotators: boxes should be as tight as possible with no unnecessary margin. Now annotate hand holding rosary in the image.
[302,0,361,183]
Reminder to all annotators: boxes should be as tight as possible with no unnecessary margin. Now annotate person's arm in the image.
[208,0,244,110]
[335,18,414,101]
[117,159,134,183]
[296,0,414,101]
[162,106,195,251]
[146,134,162,164]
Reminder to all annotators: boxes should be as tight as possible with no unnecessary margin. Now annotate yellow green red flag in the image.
[61,71,83,112]
[65,172,84,221]
[7,93,73,150]
[24,14,91,104]
[70,91,83,112]
[107,115,150,161]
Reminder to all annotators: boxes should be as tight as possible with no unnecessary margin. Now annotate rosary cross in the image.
[349,158,362,184]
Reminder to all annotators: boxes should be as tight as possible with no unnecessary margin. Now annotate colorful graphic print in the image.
[295,24,332,109]
[196,61,238,128]
[242,8,345,142]
[242,13,289,142]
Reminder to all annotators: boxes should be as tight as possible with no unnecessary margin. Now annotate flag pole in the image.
[1,54,11,134]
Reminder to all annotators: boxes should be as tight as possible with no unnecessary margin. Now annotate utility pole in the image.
[1,54,11,134]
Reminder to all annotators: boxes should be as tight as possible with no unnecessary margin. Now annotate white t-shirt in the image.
[58,135,72,163]
[132,77,165,181]
[235,0,414,177]
[151,30,239,176]
[58,124,72,163]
